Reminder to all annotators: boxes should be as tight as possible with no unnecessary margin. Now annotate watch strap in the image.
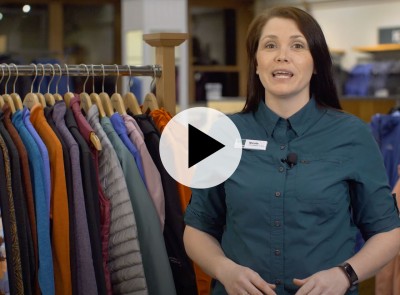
[338,262,359,290]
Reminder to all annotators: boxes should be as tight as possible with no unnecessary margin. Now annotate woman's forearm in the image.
[346,227,400,282]
[183,225,236,280]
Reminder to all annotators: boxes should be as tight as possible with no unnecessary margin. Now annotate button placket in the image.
[271,120,288,293]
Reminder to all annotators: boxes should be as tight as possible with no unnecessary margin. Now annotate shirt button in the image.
[274,220,281,227]
[275,191,281,197]
[278,166,285,172]
[280,144,286,150]
[274,249,281,256]
[275,279,282,285]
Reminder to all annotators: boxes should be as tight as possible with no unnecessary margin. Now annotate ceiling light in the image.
[22,5,31,13]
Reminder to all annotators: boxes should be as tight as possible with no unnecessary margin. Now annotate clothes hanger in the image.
[53,64,63,102]
[110,64,126,115]
[9,63,23,111]
[141,66,159,114]
[23,63,40,110]
[44,63,56,106]
[79,64,92,112]
[1,64,16,114]
[99,64,114,117]
[87,64,102,151]
[36,64,47,107]
[142,93,159,114]
[64,64,75,105]
[0,65,5,108]
[123,65,142,115]
[89,64,106,118]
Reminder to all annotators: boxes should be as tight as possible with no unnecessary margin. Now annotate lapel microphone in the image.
[281,152,298,168]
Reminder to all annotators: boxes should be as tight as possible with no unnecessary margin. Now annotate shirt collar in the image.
[254,98,326,137]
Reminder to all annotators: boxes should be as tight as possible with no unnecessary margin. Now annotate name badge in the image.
[234,139,267,150]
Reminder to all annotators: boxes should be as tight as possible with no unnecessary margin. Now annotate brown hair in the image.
[243,6,341,112]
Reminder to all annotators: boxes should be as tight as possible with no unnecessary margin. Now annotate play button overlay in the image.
[188,124,225,168]
[160,107,242,189]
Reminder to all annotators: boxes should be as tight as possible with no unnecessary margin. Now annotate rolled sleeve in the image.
[350,122,400,240]
[184,183,226,241]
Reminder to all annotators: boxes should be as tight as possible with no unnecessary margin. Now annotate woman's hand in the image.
[217,260,277,295]
[293,267,349,295]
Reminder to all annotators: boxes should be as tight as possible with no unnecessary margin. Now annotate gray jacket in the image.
[87,105,147,295]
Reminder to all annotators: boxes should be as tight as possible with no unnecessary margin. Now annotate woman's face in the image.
[256,17,314,102]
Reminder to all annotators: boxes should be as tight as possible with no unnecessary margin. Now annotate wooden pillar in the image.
[237,5,253,98]
[48,2,64,61]
[143,33,188,115]
[113,1,122,64]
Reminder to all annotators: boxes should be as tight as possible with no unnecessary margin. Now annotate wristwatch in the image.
[338,262,359,291]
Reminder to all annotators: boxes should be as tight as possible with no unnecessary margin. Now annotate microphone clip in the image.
[281,152,298,168]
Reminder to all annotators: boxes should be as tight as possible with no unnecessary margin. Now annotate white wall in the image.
[311,0,400,70]
[121,0,188,109]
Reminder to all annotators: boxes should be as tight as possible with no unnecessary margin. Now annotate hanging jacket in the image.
[87,105,148,295]
[3,105,40,295]
[134,113,199,295]
[44,106,78,295]
[53,101,98,295]
[70,96,112,295]
[14,109,55,295]
[370,113,400,188]
[0,110,33,295]
[0,134,23,295]
[101,115,176,295]
[64,108,107,295]
[121,114,165,231]
[30,104,72,295]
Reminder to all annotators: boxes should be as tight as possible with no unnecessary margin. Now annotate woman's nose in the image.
[275,48,289,62]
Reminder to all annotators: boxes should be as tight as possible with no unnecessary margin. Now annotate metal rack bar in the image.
[0,64,162,77]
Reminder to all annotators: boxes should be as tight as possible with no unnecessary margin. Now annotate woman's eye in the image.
[264,43,276,49]
[292,43,305,49]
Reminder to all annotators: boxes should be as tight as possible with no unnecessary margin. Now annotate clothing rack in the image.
[2,33,188,115]
[0,64,163,78]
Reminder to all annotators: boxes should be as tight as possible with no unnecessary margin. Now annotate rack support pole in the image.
[143,33,188,115]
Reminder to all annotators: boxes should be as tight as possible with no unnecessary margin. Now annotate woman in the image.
[183,6,400,295]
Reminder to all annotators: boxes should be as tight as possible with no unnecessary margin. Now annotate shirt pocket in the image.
[240,148,267,158]
[294,153,349,205]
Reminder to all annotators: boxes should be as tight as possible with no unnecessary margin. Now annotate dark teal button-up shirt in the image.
[184,98,400,295]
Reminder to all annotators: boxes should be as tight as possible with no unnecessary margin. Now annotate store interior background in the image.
[1,0,400,121]
[1,0,400,294]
